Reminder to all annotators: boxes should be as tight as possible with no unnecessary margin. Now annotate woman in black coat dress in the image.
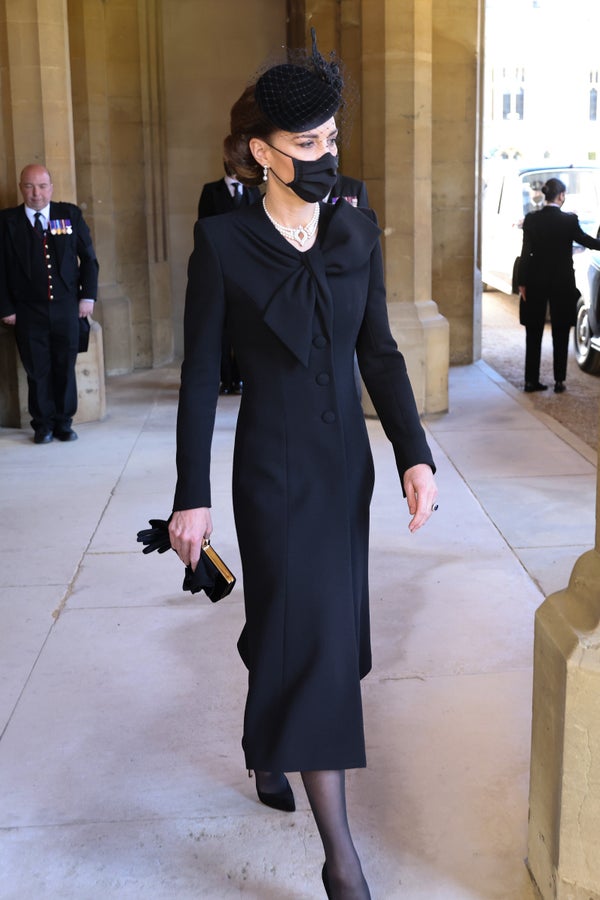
[169,33,438,899]
[517,176,600,393]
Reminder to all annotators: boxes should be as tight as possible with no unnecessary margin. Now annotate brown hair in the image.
[542,178,567,202]
[223,85,276,186]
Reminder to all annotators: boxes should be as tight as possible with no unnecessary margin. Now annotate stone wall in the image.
[161,1,287,356]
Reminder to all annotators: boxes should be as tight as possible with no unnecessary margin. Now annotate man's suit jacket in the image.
[517,205,600,327]
[197,179,261,219]
[327,174,369,208]
[0,201,99,318]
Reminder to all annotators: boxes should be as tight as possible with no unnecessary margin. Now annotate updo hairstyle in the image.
[542,178,567,203]
[223,85,276,187]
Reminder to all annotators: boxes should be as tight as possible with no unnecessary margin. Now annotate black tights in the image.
[301,770,371,899]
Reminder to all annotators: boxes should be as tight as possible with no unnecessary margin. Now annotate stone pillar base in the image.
[74,319,106,423]
[527,548,600,899]
[362,299,449,418]
[93,284,133,375]
[416,299,450,414]
[0,329,21,427]
[15,319,106,428]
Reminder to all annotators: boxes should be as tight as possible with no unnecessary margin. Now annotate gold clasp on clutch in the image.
[202,541,236,585]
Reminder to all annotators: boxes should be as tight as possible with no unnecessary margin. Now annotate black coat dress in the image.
[174,199,435,773]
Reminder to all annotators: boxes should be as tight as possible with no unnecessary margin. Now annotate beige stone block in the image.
[528,548,600,899]
[110,166,144,206]
[108,124,143,165]
[74,320,106,424]
[0,330,21,427]
[38,23,69,62]
[433,124,477,163]
[8,28,39,66]
[134,322,152,369]
[5,0,36,26]
[95,285,134,376]
[105,7,139,58]
[106,61,141,95]
[419,301,450,413]
[362,297,448,417]
[433,208,475,259]
[38,65,71,98]
[9,65,43,99]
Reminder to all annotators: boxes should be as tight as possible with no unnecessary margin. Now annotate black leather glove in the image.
[137,516,235,601]
[136,518,172,554]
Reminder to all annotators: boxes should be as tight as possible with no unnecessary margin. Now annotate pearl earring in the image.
[263,166,268,182]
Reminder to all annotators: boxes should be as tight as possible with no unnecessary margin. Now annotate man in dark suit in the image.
[326,173,369,208]
[198,164,261,219]
[517,176,600,393]
[0,164,99,442]
[198,164,261,394]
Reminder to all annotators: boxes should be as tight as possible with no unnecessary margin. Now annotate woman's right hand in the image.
[168,507,213,571]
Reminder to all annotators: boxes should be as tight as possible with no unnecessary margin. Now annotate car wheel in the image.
[574,296,600,373]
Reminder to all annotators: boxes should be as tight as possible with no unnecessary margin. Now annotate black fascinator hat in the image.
[255,28,344,132]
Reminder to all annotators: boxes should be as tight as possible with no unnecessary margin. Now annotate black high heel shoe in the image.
[322,863,331,898]
[249,770,296,812]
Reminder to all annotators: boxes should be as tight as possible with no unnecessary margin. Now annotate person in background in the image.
[517,176,600,394]
[326,172,368,208]
[0,164,98,443]
[169,31,438,899]
[197,163,261,394]
[197,161,261,219]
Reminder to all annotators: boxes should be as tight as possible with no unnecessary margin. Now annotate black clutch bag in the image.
[136,518,236,602]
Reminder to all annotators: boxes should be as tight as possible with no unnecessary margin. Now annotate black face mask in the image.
[267,144,339,202]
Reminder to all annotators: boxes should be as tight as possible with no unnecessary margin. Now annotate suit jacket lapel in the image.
[217,180,234,210]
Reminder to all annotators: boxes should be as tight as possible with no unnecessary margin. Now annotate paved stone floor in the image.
[0,360,597,898]
[482,289,599,451]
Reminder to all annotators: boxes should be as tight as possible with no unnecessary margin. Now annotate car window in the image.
[520,169,600,230]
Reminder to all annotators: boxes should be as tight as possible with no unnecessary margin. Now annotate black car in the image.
[574,245,600,374]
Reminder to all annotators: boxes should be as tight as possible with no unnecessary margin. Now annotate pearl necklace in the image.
[263,197,319,247]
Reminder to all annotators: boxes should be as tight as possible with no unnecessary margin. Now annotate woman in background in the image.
[518,176,600,393]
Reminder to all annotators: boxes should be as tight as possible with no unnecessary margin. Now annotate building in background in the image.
[484,0,600,162]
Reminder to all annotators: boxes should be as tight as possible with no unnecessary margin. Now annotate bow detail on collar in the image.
[262,263,318,366]
[260,201,381,366]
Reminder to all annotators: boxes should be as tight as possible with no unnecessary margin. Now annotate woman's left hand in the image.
[403,464,438,533]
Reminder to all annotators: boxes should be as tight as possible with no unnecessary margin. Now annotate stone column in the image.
[527,433,600,897]
[0,0,105,425]
[68,0,173,373]
[362,0,449,415]
[1,0,76,194]
[432,0,484,365]
[68,0,134,375]
[137,0,174,367]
